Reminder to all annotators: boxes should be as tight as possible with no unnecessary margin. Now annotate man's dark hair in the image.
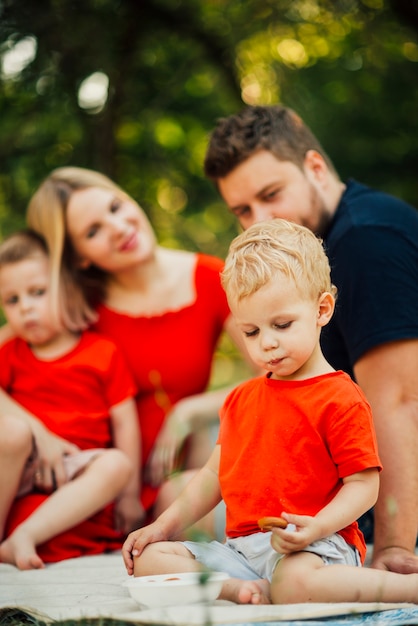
[204,105,338,181]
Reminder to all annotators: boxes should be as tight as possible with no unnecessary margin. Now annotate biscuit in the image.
[258,516,288,530]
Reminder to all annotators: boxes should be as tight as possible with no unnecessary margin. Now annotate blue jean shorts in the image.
[183,531,361,582]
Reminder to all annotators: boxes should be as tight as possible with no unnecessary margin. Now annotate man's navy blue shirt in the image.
[321,179,418,379]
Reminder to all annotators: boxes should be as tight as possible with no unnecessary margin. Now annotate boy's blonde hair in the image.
[27,167,131,331]
[221,219,335,305]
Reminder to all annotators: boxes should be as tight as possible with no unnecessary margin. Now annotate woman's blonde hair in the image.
[221,219,336,305]
[27,166,131,331]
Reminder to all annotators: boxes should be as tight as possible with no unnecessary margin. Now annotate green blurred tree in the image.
[0,0,417,257]
[0,0,417,383]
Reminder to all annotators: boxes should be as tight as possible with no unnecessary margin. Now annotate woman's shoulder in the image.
[162,247,224,270]
[196,252,224,272]
[161,247,225,290]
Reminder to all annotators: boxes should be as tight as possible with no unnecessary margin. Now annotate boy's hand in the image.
[122,521,167,576]
[269,512,322,554]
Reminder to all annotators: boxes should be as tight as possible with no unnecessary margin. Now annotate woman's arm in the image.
[0,323,80,489]
[0,387,79,491]
[145,314,260,486]
[110,396,145,533]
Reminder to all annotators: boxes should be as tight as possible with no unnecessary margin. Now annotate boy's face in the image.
[217,150,331,235]
[230,276,333,381]
[0,254,60,346]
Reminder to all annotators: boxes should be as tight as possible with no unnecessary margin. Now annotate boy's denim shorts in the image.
[183,531,360,582]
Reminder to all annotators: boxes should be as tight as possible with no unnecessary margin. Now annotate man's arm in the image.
[110,396,145,533]
[354,338,418,573]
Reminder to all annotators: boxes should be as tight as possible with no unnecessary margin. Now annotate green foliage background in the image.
[1,0,418,254]
[1,0,417,382]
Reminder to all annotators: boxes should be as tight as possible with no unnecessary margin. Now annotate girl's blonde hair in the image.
[221,219,336,305]
[27,167,131,331]
[0,229,48,267]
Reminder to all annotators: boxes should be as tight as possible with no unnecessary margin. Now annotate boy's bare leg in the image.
[0,415,33,540]
[0,448,131,570]
[134,541,271,604]
[271,551,418,604]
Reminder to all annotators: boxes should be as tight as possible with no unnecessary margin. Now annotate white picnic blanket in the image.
[0,553,417,625]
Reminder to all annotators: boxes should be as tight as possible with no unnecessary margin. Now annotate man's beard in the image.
[307,185,333,238]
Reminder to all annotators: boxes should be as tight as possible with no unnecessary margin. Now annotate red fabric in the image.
[2,331,136,562]
[6,497,123,561]
[94,254,230,512]
[0,332,136,450]
[218,371,382,564]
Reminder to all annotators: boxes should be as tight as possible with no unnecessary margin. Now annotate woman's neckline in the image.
[103,247,198,318]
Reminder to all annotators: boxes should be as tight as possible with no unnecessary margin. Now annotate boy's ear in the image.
[317,292,335,327]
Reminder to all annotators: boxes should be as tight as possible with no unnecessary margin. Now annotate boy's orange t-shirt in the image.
[218,371,382,564]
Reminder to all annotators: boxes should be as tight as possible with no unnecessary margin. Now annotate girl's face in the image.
[0,254,61,347]
[66,186,157,272]
[231,276,334,381]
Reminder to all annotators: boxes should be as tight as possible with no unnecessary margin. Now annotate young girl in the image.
[0,230,144,569]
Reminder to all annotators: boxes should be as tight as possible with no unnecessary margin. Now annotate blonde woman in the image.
[0,167,254,563]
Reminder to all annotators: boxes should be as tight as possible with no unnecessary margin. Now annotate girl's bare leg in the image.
[0,448,131,570]
[0,415,34,540]
[134,541,271,605]
[271,551,418,604]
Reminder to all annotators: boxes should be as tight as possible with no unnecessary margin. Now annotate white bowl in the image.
[124,571,230,608]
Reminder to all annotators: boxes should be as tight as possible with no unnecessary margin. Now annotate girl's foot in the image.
[0,530,45,570]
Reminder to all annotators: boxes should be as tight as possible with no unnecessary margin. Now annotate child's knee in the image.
[271,576,303,604]
[133,542,164,575]
[0,415,33,457]
[97,449,132,484]
[133,541,192,577]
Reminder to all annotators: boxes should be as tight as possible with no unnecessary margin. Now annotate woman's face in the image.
[66,186,157,272]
